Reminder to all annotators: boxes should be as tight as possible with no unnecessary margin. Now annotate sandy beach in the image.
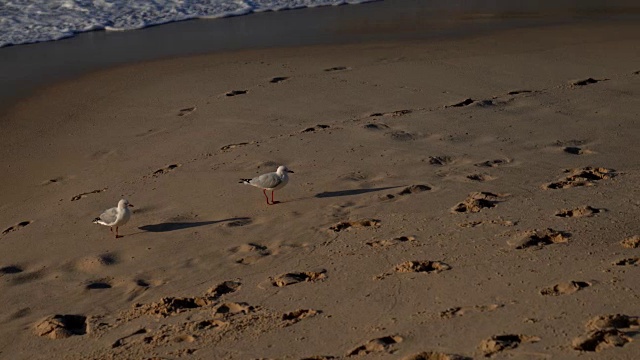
[1,6,639,359]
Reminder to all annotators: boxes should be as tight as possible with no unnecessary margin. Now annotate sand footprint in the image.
[329,219,380,232]
[5,267,47,285]
[177,106,196,116]
[402,351,472,360]
[301,124,330,133]
[0,265,23,275]
[347,335,403,356]
[540,281,591,296]
[399,184,431,196]
[544,167,616,189]
[220,142,251,152]
[507,90,533,95]
[569,78,608,87]
[369,109,412,117]
[41,176,65,185]
[438,304,503,319]
[508,228,570,250]
[70,188,107,201]
[572,314,639,352]
[271,270,326,287]
[458,219,515,228]
[367,235,415,248]
[474,159,512,167]
[134,128,166,139]
[551,139,595,155]
[466,174,497,182]
[75,253,119,273]
[152,164,180,176]
[215,302,254,316]
[620,235,640,249]
[134,296,212,317]
[224,218,253,227]
[378,260,451,279]
[2,221,32,235]
[383,184,431,200]
[555,206,602,218]
[110,280,241,326]
[478,334,540,357]
[363,123,389,130]
[324,66,350,72]
[206,280,241,299]
[427,156,455,166]
[229,243,271,265]
[445,98,474,108]
[386,130,415,141]
[34,315,87,339]
[563,146,594,155]
[282,309,320,326]
[452,192,505,213]
[123,278,163,302]
[225,90,247,97]
[612,257,639,266]
[445,97,511,108]
[270,76,289,83]
[394,260,450,274]
[85,278,113,290]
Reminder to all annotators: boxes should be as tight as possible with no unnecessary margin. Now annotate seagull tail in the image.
[93,218,105,225]
[239,179,252,185]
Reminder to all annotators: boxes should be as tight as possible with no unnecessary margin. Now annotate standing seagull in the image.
[240,165,294,205]
[93,199,134,238]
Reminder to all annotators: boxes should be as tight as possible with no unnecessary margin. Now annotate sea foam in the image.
[0,0,374,48]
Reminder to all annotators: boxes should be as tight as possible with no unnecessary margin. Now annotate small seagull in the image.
[240,165,294,205]
[93,199,134,238]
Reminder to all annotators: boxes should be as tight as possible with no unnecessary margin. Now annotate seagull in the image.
[93,199,134,238]
[240,165,294,205]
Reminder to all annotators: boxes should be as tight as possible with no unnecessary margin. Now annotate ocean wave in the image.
[0,0,373,48]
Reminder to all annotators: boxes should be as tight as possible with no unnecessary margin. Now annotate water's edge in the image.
[1,0,638,112]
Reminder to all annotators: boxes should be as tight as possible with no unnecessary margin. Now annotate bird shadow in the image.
[138,217,250,233]
[314,186,405,199]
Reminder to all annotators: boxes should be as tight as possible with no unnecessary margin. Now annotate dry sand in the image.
[1,20,640,359]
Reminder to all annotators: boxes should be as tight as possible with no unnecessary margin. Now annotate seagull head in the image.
[118,199,134,208]
[277,165,294,175]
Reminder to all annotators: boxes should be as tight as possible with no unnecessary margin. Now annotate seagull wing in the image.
[97,207,118,225]
[251,172,282,189]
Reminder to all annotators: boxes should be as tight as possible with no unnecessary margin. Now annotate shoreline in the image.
[2,0,639,112]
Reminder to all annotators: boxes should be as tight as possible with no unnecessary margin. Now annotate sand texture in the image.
[1,21,639,359]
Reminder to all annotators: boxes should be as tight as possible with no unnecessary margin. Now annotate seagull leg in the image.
[263,189,271,205]
[115,227,120,239]
[271,191,275,204]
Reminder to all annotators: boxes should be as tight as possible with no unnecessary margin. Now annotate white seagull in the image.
[93,199,134,238]
[240,165,294,205]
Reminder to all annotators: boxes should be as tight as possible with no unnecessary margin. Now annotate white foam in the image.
[0,0,374,48]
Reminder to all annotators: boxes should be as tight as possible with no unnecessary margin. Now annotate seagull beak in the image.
[128,204,135,207]
[287,170,294,173]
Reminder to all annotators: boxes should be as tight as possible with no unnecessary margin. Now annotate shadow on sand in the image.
[138,217,251,233]
[314,186,404,199]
